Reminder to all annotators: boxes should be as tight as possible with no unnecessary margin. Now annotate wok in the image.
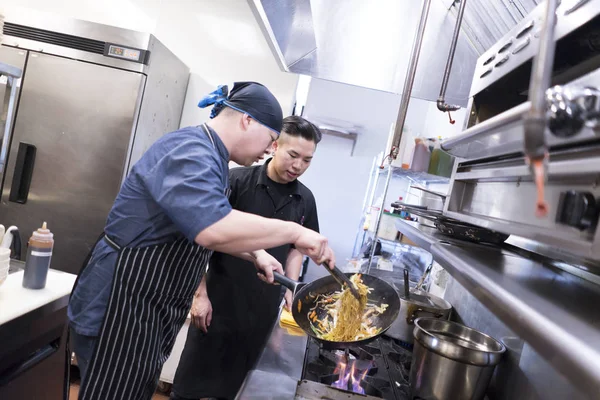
[274,272,401,350]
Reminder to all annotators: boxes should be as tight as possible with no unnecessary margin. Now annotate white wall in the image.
[1,0,161,33]
[2,0,298,127]
[153,1,298,127]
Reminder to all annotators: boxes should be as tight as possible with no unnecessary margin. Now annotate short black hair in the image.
[281,116,322,144]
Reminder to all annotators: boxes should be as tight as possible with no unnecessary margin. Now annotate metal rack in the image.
[377,164,450,184]
[352,153,449,268]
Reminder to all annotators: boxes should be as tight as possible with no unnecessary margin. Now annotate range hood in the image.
[248,0,479,106]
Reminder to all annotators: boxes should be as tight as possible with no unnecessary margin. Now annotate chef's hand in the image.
[253,250,284,284]
[190,293,213,333]
[295,229,336,268]
[284,289,293,311]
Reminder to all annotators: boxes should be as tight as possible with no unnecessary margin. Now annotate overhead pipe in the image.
[437,0,467,113]
[390,0,433,159]
[524,0,558,217]
[370,0,432,273]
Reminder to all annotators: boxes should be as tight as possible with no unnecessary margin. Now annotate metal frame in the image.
[352,155,381,258]
[367,163,393,273]
[437,0,467,112]
[390,0,433,154]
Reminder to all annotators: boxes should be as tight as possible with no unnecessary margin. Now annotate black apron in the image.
[71,124,218,400]
[172,177,300,399]
[172,255,284,400]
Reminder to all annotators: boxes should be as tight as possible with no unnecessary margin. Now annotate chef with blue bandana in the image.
[67,82,336,400]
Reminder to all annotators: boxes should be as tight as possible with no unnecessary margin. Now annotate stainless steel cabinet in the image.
[0,51,143,273]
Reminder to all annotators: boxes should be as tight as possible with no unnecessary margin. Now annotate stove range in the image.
[297,335,413,400]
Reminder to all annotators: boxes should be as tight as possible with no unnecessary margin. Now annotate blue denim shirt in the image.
[68,125,231,336]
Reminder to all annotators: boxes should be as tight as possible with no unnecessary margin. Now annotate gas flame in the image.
[331,359,367,395]
[350,362,366,394]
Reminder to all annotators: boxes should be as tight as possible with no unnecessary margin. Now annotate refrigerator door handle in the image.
[9,143,37,204]
[0,63,24,175]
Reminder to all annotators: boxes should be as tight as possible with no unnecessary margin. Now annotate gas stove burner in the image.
[294,380,384,400]
[306,351,379,380]
[306,344,386,397]
[302,337,413,400]
[320,374,387,398]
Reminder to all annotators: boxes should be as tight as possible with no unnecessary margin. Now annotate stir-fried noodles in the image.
[307,274,388,341]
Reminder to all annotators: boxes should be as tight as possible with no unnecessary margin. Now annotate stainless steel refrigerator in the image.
[0,9,189,274]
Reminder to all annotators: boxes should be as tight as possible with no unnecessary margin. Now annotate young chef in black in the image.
[170,116,322,400]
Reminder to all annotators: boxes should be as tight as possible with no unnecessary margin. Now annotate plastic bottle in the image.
[428,139,455,178]
[428,138,442,174]
[22,222,54,289]
[400,129,415,169]
[410,138,431,172]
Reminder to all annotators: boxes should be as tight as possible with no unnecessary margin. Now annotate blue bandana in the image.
[198,82,283,135]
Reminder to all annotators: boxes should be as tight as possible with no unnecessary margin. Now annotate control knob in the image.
[556,191,599,231]
[547,86,600,138]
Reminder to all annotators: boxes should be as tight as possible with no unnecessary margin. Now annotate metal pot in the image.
[410,318,506,400]
[384,287,452,344]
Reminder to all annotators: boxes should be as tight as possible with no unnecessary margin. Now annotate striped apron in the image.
[76,124,219,399]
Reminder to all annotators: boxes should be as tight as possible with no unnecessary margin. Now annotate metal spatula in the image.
[323,261,361,300]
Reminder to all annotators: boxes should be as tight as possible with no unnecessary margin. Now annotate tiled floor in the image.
[69,383,170,399]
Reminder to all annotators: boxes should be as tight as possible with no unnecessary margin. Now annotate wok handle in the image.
[273,272,298,292]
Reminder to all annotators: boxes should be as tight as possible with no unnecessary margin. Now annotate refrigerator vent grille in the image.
[3,23,106,54]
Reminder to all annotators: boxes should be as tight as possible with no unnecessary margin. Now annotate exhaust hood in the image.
[248,0,479,106]
[249,0,540,107]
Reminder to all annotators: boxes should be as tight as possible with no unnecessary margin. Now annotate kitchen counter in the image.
[235,263,340,400]
[0,260,77,326]
[235,302,308,400]
[235,265,332,400]
[0,260,76,399]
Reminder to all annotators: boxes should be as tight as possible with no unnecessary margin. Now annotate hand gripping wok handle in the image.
[273,272,298,292]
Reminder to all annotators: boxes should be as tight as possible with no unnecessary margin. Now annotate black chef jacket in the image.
[171,158,319,400]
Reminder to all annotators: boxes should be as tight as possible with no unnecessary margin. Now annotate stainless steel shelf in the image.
[364,229,433,256]
[378,165,449,184]
[395,219,600,397]
[393,220,455,251]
